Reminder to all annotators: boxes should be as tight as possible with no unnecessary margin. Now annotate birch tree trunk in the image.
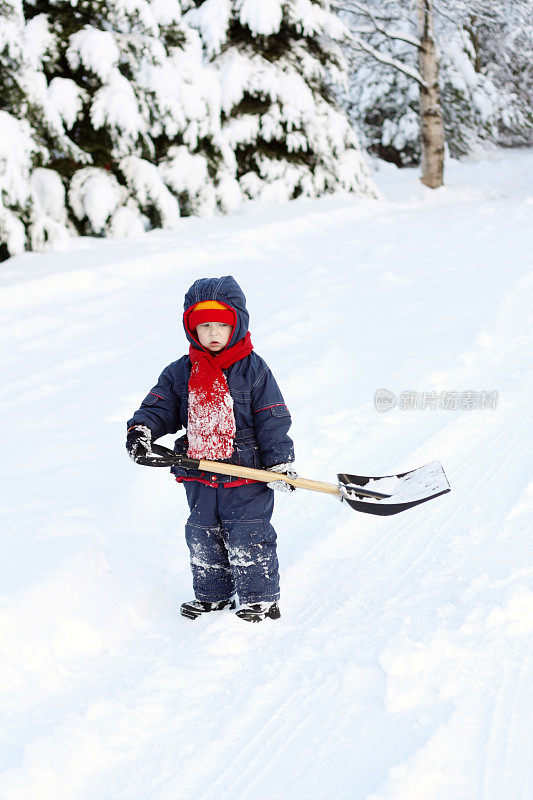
[417,0,445,187]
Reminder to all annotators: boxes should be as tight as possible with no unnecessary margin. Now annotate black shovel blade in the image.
[338,460,450,516]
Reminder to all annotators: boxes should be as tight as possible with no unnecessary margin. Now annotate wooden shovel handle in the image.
[198,459,341,496]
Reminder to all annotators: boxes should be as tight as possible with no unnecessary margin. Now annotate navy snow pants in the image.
[183,481,280,604]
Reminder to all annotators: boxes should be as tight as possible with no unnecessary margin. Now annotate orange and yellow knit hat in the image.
[186,300,235,332]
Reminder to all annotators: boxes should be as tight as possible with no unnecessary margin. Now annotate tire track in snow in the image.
[157,650,317,800]
[396,429,521,588]
[480,643,532,800]
[198,694,315,800]
[364,265,532,591]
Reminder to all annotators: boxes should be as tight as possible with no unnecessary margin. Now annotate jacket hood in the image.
[183,275,249,351]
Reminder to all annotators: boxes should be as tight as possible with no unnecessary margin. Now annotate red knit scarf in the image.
[187,332,253,459]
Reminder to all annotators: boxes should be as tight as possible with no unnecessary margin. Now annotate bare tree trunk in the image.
[417,0,445,187]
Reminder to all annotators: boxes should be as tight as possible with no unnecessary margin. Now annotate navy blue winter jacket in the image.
[127,276,295,486]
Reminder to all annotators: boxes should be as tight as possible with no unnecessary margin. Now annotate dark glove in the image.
[126,425,152,462]
[266,462,298,492]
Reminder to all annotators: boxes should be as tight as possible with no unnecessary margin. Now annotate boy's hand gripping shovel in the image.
[137,445,450,516]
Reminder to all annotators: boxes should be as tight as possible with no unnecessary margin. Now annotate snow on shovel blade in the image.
[338,460,450,516]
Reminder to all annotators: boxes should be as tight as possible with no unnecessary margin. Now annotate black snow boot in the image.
[235,601,281,623]
[180,597,236,620]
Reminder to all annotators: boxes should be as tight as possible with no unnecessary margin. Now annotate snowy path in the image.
[1,150,532,799]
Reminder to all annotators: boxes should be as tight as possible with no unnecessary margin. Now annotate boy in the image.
[126,276,296,622]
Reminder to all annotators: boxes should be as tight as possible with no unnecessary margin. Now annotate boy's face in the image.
[196,322,232,352]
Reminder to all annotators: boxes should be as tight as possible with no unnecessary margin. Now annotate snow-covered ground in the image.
[1,149,532,800]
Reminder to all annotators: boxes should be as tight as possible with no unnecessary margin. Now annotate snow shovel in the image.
[137,444,450,516]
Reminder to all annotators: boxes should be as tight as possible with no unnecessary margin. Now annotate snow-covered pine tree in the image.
[446,0,532,149]
[1,0,35,258]
[3,0,375,259]
[0,0,25,123]
[0,0,119,257]
[336,0,532,167]
[335,0,419,166]
[1,0,78,256]
[185,0,375,202]
[15,0,228,245]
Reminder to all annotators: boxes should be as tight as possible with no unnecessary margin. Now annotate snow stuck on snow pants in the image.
[183,480,280,604]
